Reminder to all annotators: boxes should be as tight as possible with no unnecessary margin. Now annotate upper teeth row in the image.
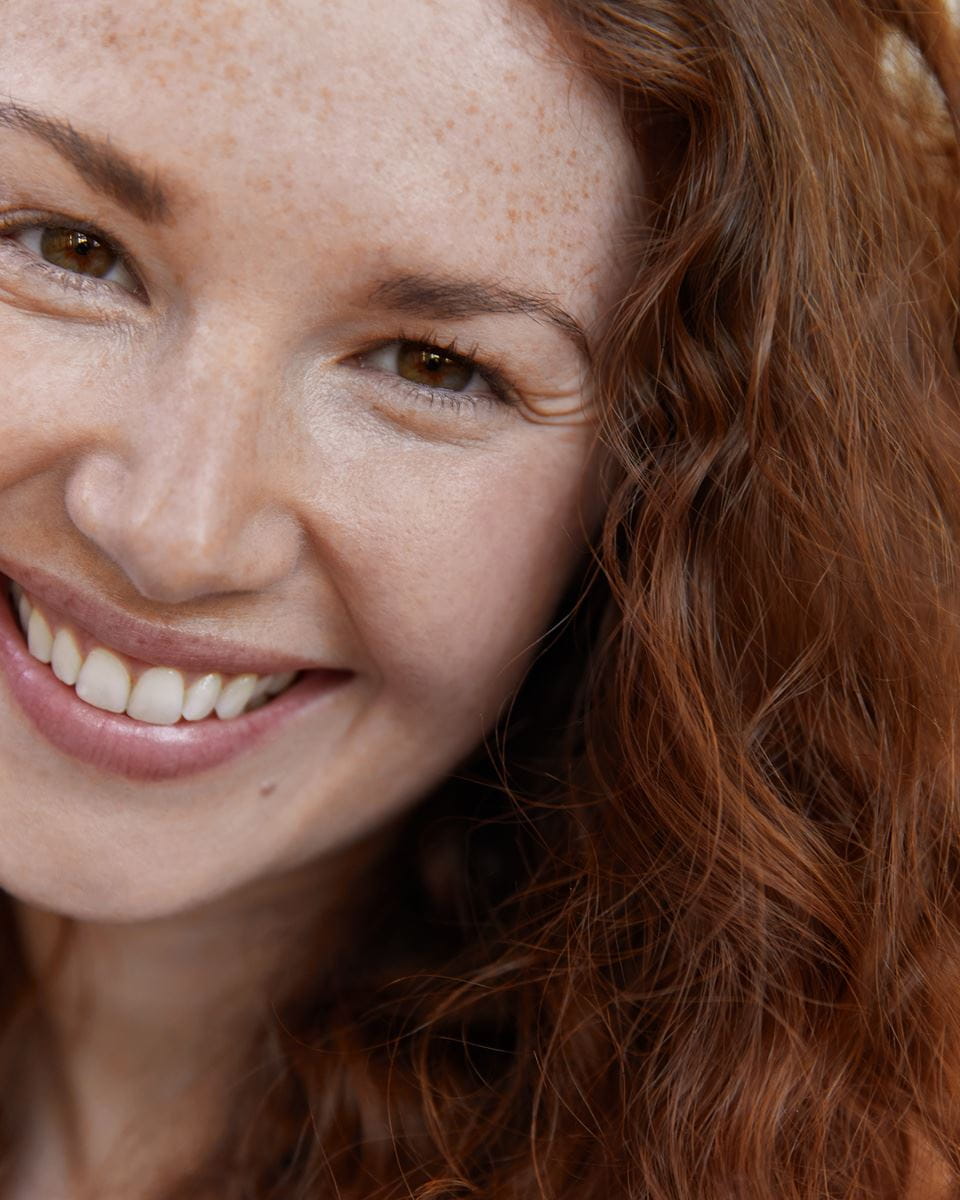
[11,585,297,726]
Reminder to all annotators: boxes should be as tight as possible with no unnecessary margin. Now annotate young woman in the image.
[0,0,956,1196]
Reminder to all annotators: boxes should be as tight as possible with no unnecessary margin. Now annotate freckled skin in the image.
[0,0,636,923]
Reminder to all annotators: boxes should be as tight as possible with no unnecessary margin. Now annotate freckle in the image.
[567,148,579,163]
[466,103,479,115]
[507,208,519,224]
[511,162,521,175]
[446,118,455,130]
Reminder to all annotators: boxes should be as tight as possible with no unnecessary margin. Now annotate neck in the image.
[5,837,386,1199]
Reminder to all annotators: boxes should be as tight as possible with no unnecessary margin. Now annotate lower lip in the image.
[0,592,350,782]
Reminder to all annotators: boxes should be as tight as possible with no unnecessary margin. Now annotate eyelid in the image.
[0,209,146,300]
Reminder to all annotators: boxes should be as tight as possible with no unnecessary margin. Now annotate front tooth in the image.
[27,608,53,663]
[75,648,131,714]
[182,673,222,722]
[51,629,82,686]
[127,667,185,726]
[214,673,258,720]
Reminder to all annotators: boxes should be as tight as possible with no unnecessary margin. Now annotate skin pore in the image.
[0,0,636,1195]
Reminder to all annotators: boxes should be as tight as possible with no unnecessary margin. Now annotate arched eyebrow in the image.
[368,272,591,362]
[0,99,593,361]
[0,101,171,224]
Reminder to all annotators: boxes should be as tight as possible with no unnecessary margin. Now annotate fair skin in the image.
[0,0,635,1195]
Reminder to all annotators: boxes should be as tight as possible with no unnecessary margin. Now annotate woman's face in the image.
[0,0,633,920]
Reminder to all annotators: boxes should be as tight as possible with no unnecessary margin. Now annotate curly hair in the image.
[2,1,959,1197]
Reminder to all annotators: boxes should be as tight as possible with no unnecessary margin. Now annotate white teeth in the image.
[27,607,53,664]
[75,648,131,714]
[51,628,83,686]
[248,675,274,703]
[214,673,258,720]
[17,591,31,632]
[266,671,297,696]
[13,588,300,725]
[127,667,185,726]
[182,673,222,722]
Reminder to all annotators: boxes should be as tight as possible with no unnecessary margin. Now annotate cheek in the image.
[332,429,597,726]
[0,318,121,473]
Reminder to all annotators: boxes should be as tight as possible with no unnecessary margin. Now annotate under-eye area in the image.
[7,580,301,725]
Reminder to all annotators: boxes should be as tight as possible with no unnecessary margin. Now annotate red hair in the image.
[2,2,959,1196]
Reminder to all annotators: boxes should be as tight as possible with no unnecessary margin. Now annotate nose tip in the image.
[92,509,303,605]
[64,451,303,605]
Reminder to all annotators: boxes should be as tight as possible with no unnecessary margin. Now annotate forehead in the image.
[0,0,634,310]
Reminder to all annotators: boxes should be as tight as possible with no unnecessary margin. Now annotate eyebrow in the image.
[368,272,591,361]
[0,100,171,223]
[0,99,591,355]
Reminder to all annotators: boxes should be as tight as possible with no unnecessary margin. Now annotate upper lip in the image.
[0,557,339,677]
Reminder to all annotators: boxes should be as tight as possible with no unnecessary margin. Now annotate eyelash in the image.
[0,210,144,301]
[360,328,516,410]
[0,213,518,410]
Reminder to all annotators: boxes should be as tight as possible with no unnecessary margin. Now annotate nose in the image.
[64,318,304,605]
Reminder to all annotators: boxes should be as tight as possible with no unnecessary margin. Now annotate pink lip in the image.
[0,586,352,783]
[0,558,330,676]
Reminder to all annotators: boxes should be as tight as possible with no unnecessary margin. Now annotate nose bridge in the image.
[66,315,303,603]
[158,318,274,504]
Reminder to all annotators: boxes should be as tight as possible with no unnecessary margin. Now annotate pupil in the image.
[397,344,473,390]
[40,227,116,278]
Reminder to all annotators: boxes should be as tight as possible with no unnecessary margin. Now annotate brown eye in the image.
[356,338,510,409]
[395,343,475,391]
[40,227,118,277]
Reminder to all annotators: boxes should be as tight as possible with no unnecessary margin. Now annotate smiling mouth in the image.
[8,581,300,726]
